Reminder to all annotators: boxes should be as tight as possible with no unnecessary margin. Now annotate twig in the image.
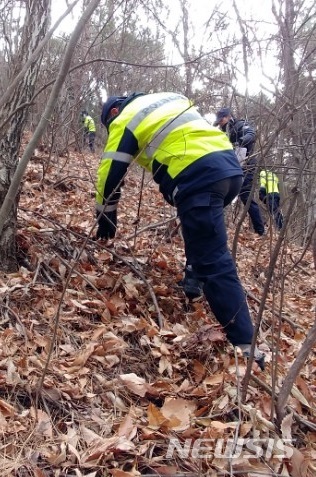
[20,208,165,329]
[47,255,112,303]
[250,374,316,431]
[289,260,313,277]
[137,472,287,477]
[52,175,89,188]
[242,187,300,401]
[40,263,58,284]
[2,301,29,345]
[102,244,164,329]
[276,313,316,422]
[246,290,304,331]
[32,259,42,285]
[32,0,104,413]
[133,168,146,249]
[286,220,316,276]
[229,349,243,476]
[126,216,178,240]
[0,0,102,235]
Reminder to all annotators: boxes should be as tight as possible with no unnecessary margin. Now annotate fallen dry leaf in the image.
[119,373,149,397]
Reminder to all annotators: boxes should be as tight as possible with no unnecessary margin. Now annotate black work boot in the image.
[237,344,266,371]
[178,265,203,299]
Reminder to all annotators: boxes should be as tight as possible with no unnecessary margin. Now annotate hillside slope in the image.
[0,149,315,477]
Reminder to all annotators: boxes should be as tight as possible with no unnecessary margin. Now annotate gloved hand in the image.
[96,210,117,240]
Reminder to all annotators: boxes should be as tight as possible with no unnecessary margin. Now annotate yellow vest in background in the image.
[260,170,280,194]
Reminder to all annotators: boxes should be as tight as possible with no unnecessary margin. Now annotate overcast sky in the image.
[52,0,276,37]
[51,0,277,95]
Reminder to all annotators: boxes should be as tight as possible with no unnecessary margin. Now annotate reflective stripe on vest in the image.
[96,203,118,213]
[126,93,186,132]
[101,151,133,163]
[145,110,201,157]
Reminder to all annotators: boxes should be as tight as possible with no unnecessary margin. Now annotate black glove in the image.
[96,210,117,240]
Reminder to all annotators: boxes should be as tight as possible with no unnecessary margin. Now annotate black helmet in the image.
[101,96,127,126]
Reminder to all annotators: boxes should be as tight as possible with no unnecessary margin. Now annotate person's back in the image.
[97,93,242,211]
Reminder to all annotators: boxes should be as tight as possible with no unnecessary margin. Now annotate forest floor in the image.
[0,146,315,477]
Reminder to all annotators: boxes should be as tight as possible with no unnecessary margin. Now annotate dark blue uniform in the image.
[97,93,264,357]
[178,177,254,345]
[222,118,265,236]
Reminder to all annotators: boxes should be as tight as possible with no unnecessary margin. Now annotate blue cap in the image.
[101,96,127,126]
[214,107,231,125]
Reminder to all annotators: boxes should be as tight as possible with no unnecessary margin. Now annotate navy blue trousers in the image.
[267,193,283,230]
[84,131,95,152]
[178,177,254,345]
[239,182,264,235]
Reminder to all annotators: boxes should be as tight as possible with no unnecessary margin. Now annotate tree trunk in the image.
[0,0,51,271]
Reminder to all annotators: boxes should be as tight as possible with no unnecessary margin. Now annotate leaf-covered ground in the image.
[0,146,315,477]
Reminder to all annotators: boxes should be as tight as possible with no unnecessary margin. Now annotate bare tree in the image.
[0,0,103,271]
[271,0,316,244]
[0,0,52,271]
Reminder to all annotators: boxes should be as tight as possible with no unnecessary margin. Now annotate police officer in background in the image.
[81,110,96,153]
[95,92,265,369]
[259,169,284,230]
[214,108,265,236]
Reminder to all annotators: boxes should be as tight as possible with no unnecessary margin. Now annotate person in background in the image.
[259,169,284,230]
[94,92,265,370]
[214,108,265,236]
[81,110,96,153]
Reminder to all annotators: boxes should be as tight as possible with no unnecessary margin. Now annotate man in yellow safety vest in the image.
[259,169,283,230]
[94,92,265,370]
[81,110,96,153]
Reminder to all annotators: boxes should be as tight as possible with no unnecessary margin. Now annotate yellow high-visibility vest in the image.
[96,92,235,208]
[84,115,96,133]
[260,170,280,194]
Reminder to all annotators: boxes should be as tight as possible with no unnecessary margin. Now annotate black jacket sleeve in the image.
[235,120,256,154]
